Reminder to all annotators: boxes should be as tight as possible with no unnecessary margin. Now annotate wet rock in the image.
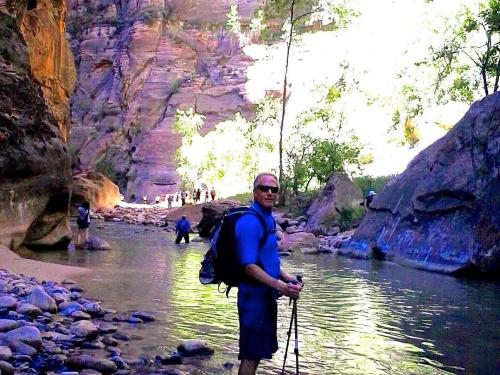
[17,303,43,317]
[0,345,12,360]
[112,332,130,341]
[80,369,104,375]
[59,302,85,316]
[70,320,98,339]
[0,319,17,332]
[177,339,214,357]
[26,286,57,313]
[0,296,17,310]
[130,311,156,322]
[102,336,119,347]
[71,310,91,320]
[83,302,104,317]
[110,356,129,370]
[81,236,112,251]
[106,346,121,356]
[81,341,105,350]
[128,316,143,324]
[156,352,183,365]
[65,354,118,374]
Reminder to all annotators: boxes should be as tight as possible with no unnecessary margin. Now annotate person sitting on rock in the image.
[175,215,191,244]
[76,201,91,248]
[364,190,376,210]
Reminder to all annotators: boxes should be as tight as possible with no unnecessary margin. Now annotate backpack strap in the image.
[244,208,272,251]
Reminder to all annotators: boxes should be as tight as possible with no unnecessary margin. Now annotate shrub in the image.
[285,190,319,217]
[337,206,364,231]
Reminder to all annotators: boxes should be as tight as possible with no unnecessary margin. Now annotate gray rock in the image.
[177,339,214,357]
[110,356,129,370]
[2,326,42,349]
[8,339,38,356]
[0,319,17,332]
[59,301,85,316]
[61,279,77,285]
[81,236,112,251]
[130,311,155,322]
[0,345,12,360]
[70,320,98,339]
[26,286,57,313]
[0,296,17,310]
[65,354,118,374]
[71,311,91,320]
[98,323,118,334]
[83,302,104,317]
[17,303,43,317]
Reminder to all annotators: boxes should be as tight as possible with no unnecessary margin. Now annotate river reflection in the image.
[18,222,500,374]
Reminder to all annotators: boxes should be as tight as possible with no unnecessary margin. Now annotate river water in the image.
[18,222,500,374]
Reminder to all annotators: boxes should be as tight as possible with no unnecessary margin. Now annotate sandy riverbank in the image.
[0,245,91,282]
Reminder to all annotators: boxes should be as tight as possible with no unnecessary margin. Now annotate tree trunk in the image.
[481,64,489,96]
[494,57,500,93]
[278,0,295,205]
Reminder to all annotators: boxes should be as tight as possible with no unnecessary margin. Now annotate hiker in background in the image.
[142,195,148,205]
[364,190,377,210]
[155,195,161,205]
[76,201,91,248]
[235,172,302,375]
[181,191,187,206]
[196,188,201,203]
[167,194,173,209]
[210,187,216,201]
[205,190,209,202]
[174,215,191,244]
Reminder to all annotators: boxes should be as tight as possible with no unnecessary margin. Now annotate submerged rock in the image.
[80,237,112,251]
[177,339,214,357]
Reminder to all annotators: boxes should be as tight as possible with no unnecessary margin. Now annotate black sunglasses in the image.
[256,185,279,194]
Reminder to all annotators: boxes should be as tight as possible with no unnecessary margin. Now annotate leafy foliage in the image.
[353,175,396,197]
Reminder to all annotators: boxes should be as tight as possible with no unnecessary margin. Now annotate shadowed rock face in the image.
[0,2,75,250]
[343,93,500,275]
[67,0,261,201]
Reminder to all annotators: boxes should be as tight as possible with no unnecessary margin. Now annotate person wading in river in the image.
[235,172,303,375]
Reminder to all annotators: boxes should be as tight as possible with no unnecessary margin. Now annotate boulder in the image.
[344,93,500,274]
[279,232,319,253]
[72,171,121,210]
[306,173,363,234]
[0,296,17,310]
[197,200,243,237]
[0,320,17,332]
[16,303,43,317]
[26,286,57,313]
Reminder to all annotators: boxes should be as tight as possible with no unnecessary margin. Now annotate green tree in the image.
[429,0,500,99]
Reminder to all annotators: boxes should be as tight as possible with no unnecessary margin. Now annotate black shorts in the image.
[77,219,89,229]
[237,288,278,360]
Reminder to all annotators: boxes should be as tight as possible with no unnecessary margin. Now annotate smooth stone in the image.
[71,311,91,320]
[69,286,83,293]
[300,247,320,254]
[112,313,130,322]
[0,296,17,310]
[128,316,143,323]
[70,320,98,339]
[61,279,77,285]
[70,292,81,300]
[0,360,14,375]
[81,370,103,375]
[102,336,119,346]
[106,346,121,356]
[26,286,57,313]
[98,323,118,334]
[177,339,214,357]
[42,331,74,342]
[12,353,32,362]
[156,352,183,365]
[81,341,105,350]
[17,303,43,317]
[59,301,85,316]
[0,319,17,332]
[0,345,12,360]
[112,332,130,341]
[8,339,38,356]
[65,354,118,374]
[110,356,129,370]
[83,302,104,317]
[42,341,62,354]
[130,311,155,322]
[2,326,42,349]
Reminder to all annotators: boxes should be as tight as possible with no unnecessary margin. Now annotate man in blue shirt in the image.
[235,172,303,375]
[175,215,191,244]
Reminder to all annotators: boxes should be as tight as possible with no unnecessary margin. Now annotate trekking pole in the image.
[281,300,296,374]
[281,275,302,375]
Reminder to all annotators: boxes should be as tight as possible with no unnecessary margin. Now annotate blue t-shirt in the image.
[235,202,280,294]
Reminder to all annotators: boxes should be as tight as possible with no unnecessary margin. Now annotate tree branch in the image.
[291,6,323,25]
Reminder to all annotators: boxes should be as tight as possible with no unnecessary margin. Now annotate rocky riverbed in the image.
[0,269,216,375]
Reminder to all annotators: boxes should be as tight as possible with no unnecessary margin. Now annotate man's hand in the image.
[277,280,302,299]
